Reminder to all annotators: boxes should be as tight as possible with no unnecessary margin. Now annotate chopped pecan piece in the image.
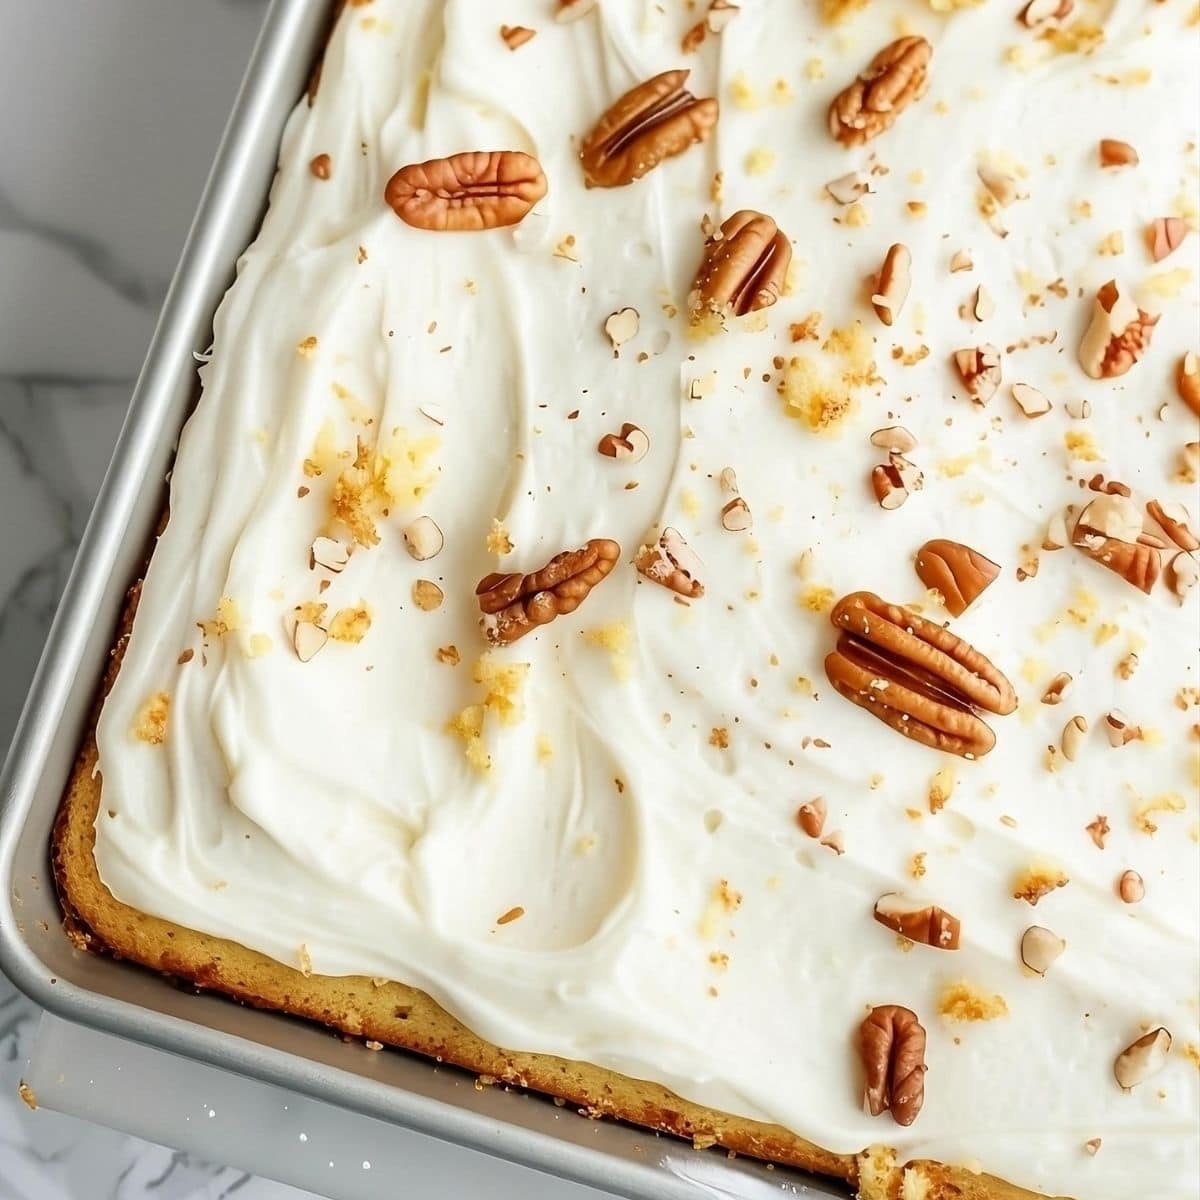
[1078,280,1158,379]
[1147,217,1188,263]
[1073,495,1161,593]
[1145,499,1199,552]
[689,210,792,321]
[824,591,1017,758]
[797,797,827,838]
[1114,1028,1171,1090]
[873,893,961,950]
[829,37,932,148]
[953,344,1002,405]
[1177,352,1200,416]
[635,528,705,598]
[580,69,718,189]
[914,539,1000,617]
[1098,139,1138,168]
[871,243,912,327]
[386,151,547,231]
[476,538,620,644]
[859,1005,927,1126]
[1018,0,1073,26]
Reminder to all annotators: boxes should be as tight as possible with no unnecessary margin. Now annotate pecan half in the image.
[828,37,932,149]
[385,151,547,231]
[1073,495,1161,594]
[476,539,620,644]
[689,210,792,321]
[635,528,704,598]
[824,591,1017,758]
[580,69,718,189]
[1078,280,1159,379]
[874,893,961,950]
[859,1005,927,1126]
[914,539,1000,617]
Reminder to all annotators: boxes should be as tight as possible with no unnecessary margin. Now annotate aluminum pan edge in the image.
[0,2,845,1196]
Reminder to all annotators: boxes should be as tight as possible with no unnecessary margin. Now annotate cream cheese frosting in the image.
[94,0,1199,1195]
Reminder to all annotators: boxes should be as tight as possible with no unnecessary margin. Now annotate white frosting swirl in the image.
[95,1,1199,1195]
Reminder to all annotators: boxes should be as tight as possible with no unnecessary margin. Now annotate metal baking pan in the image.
[0,2,843,1196]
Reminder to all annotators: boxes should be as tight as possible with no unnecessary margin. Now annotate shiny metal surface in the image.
[0,3,844,1195]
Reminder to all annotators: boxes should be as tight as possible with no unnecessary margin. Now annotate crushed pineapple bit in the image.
[246,633,273,658]
[929,765,956,813]
[1133,791,1186,835]
[728,73,760,110]
[487,518,514,555]
[132,692,170,745]
[303,418,341,478]
[330,430,440,547]
[939,980,1009,1022]
[198,596,241,639]
[699,877,743,939]
[744,147,776,176]
[778,322,876,433]
[1064,430,1104,461]
[822,0,869,20]
[582,621,633,680]
[328,604,372,644]
[799,585,836,613]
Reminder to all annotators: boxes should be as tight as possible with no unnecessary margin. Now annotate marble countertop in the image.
[0,4,591,1198]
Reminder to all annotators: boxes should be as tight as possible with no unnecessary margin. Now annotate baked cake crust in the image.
[53,586,1057,1200]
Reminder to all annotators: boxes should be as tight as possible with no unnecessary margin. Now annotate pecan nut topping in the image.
[824,591,1017,758]
[859,1005,927,1126]
[828,37,932,149]
[874,893,961,950]
[476,538,620,644]
[1072,495,1161,594]
[1078,280,1159,379]
[1177,352,1200,416]
[688,210,792,322]
[952,343,1002,406]
[914,539,1000,617]
[580,69,718,189]
[635,527,705,598]
[385,151,548,231]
